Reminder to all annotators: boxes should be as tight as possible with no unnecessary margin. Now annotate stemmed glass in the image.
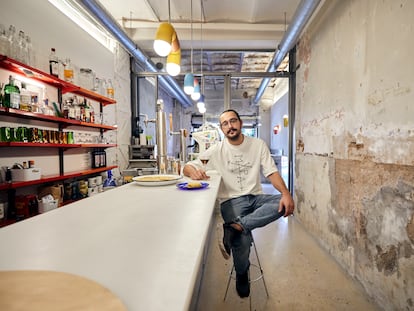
[199,154,210,171]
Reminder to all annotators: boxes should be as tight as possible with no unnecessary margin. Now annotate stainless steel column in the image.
[156,99,168,173]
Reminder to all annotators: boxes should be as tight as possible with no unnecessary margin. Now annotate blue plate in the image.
[176,182,209,190]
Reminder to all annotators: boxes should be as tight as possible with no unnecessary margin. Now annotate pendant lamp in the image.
[166,35,181,76]
[184,73,195,94]
[153,22,175,57]
[191,78,201,101]
[197,95,205,109]
[199,105,206,114]
[166,51,181,76]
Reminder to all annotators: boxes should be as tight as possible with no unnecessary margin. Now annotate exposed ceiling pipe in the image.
[252,0,321,106]
[78,0,193,108]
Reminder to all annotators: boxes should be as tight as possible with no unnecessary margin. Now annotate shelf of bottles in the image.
[0,54,116,106]
[0,106,116,131]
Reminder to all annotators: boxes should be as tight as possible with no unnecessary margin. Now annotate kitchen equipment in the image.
[129,145,154,159]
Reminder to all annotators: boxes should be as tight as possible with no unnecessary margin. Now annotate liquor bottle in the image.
[20,82,31,111]
[49,48,59,77]
[83,98,90,123]
[8,25,18,60]
[63,58,74,83]
[89,102,95,123]
[3,75,20,108]
[0,24,10,56]
[25,35,34,66]
[62,99,70,119]
[106,79,114,98]
[16,30,27,63]
[73,96,81,120]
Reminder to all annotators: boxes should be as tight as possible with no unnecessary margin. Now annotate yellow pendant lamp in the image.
[153,22,176,57]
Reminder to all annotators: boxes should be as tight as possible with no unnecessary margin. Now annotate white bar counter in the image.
[0,173,221,310]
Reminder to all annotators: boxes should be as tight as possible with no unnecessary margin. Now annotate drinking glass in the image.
[199,154,210,171]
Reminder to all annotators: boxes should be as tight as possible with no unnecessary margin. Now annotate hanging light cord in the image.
[168,0,171,24]
[190,0,194,73]
[200,0,204,93]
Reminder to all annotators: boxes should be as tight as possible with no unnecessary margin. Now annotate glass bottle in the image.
[3,75,20,108]
[89,102,95,123]
[73,96,81,120]
[84,99,90,123]
[106,79,114,99]
[49,48,59,78]
[0,24,10,56]
[63,58,74,83]
[62,99,69,119]
[8,25,18,59]
[17,30,26,63]
[25,35,34,66]
[20,82,31,111]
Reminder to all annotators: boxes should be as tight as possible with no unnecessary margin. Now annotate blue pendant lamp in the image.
[184,73,194,94]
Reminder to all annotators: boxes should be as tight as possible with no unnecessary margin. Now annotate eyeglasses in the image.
[220,118,239,128]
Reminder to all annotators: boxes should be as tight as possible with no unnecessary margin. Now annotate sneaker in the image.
[236,271,250,298]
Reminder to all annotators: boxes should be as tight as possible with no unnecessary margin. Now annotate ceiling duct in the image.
[78,0,193,108]
[252,0,321,106]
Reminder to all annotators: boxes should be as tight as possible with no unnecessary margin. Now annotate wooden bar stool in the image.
[223,235,269,310]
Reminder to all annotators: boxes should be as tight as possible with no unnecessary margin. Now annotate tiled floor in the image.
[194,185,381,311]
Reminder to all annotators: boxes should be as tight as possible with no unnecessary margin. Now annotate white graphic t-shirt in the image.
[188,135,278,202]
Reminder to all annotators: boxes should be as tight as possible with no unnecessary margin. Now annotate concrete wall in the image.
[295,1,414,310]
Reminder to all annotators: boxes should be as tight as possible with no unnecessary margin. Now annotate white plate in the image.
[132,174,182,186]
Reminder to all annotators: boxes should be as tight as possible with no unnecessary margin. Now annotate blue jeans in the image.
[220,194,285,274]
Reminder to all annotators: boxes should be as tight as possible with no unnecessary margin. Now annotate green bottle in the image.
[3,75,20,109]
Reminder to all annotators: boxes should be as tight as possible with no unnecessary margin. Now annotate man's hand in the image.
[183,165,210,180]
[279,192,295,217]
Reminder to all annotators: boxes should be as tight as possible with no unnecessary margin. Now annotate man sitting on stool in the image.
[183,109,295,298]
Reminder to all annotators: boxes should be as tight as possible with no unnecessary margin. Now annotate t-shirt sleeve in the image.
[260,140,278,177]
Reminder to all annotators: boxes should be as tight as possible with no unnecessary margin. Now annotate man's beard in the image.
[226,128,241,141]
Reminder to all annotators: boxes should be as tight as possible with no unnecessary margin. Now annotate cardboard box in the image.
[11,168,42,182]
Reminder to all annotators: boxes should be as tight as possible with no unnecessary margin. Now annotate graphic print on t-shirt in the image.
[228,154,252,191]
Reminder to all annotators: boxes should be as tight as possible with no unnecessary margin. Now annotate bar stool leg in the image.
[222,236,269,303]
[223,264,234,301]
[252,238,269,297]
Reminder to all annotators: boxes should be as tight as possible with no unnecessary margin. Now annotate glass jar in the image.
[79,68,95,90]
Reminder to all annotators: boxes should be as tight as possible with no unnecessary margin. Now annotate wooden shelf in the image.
[0,166,118,190]
[0,55,116,106]
[0,107,117,131]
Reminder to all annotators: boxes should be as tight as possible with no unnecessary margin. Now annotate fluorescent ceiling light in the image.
[48,0,116,53]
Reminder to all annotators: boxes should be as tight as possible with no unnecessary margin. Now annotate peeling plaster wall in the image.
[295,1,414,310]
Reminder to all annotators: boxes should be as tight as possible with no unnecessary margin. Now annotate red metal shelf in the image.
[1,142,116,148]
[0,107,117,131]
[0,166,118,190]
[0,55,116,106]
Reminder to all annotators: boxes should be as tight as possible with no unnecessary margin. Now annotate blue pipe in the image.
[78,0,193,108]
[253,0,321,106]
